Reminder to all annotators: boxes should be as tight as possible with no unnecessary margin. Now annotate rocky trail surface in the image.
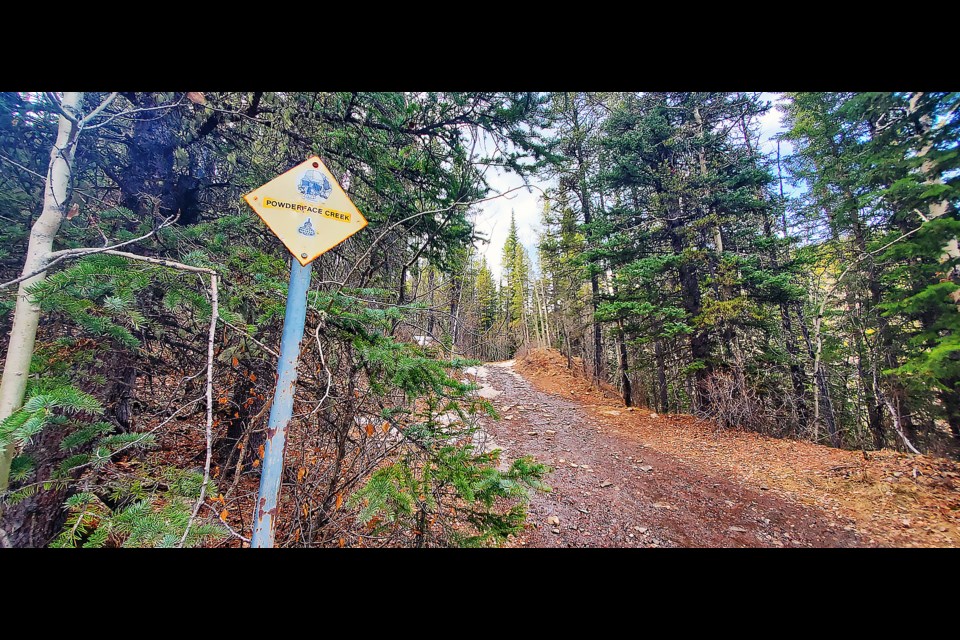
[468,352,960,548]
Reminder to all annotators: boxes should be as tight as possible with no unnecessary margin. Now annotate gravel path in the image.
[475,360,865,548]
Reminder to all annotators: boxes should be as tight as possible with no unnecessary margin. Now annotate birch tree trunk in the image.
[0,92,84,492]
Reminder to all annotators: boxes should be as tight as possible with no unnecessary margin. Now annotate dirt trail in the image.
[475,360,864,547]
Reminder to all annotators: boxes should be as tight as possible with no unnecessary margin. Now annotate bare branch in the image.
[221,317,279,358]
[0,152,126,212]
[202,502,250,543]
[79,93,119,126]
[875,370,922,455]
[82,95,186,131]
[0,214,181,290]
[180,273,218,546]
[328,184,547,308]
[817,223,927,322]
[309,323,333,416]
[100,250,216,275]
[43,92,78,124]
[0,152,47,181]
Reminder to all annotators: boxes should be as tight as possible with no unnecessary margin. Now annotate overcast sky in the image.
[470,92,790,282]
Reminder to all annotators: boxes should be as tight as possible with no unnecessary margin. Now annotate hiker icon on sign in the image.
[298,169,332,203]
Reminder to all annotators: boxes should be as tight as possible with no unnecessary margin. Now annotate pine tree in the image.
[587,92,796,425]
[864,92,960,442]
[538,192,587,369]
[476,257,497,332]
[541,92,607,382]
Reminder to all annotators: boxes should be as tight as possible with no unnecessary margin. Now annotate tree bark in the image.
[449,274,461,351]
[655,339,669,413]
[0,92,84,492]
[425,267,435,337]
[779,303,810,433]
[666,198,709,409]
[617,319,632,407]
[566,94,603,383]
[561,313,573,370]
[759,208,811,434]
[797,303,840,447]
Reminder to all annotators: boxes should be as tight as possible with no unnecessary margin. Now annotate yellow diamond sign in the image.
[243,156,368,266]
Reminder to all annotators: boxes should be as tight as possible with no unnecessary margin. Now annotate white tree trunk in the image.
[0,92,83,491]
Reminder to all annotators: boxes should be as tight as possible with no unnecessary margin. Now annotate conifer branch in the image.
[1,397,204,497]
[79,93,119,127]
[0,214,182,290]
[81,95,186,131]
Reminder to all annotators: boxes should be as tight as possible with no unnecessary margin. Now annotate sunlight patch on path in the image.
[489,359,524,380]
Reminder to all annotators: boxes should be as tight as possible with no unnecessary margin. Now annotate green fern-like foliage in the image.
[0,384,102,449]
[51,468,226,548]
[27,254,158,349]
[59,421,115,450]
[8,455,35,483]
[350,449,549,547]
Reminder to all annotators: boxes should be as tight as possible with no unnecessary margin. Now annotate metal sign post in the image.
[250,259,311,547]
[242,157,367,547]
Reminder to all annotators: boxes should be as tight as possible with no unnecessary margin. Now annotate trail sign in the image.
[243,156,367,266]
[242,156,367,548]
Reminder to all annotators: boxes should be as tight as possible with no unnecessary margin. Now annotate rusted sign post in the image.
[243,157,367,547]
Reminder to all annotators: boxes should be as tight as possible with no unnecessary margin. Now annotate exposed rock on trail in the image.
[474,360,865,548]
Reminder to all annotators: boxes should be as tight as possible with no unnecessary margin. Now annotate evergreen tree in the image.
[538,192,587,368]
[476,257,497,333]
[779,91,960,450]
[540,92,607,381]
[595,93,779,414]
[861,92,960,442]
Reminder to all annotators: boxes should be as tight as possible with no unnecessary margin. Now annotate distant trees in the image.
[462,91,959,456]
[501,211,532,352]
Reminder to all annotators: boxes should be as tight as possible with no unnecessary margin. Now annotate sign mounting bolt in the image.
[301,253,308,259]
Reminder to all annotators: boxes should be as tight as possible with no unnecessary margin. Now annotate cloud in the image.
[472,161,546,282]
